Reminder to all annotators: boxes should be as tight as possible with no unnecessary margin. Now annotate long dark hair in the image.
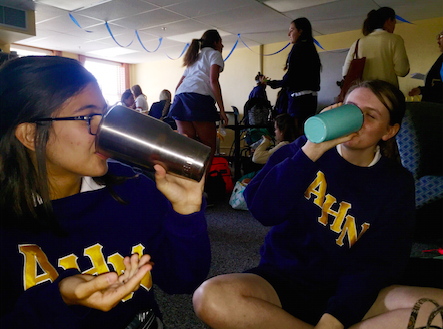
[292,17,314,43]
[275,113,297,143]
[285,18,321,71]
[183,29,221,67]
[345,80,405,161]
[0,56,126,232]
[362,7,396,36]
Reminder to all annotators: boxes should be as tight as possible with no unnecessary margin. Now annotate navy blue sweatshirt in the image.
[268,41,321,93]
[244,136,415,328]
[0,161,210,329]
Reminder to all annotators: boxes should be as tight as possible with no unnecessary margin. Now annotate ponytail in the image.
[362,7,396,36]
[183,39,201,67]
[183,29,221,67]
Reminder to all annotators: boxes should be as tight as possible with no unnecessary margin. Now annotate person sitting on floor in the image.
[252,113,298,165]
[193,80,443,329]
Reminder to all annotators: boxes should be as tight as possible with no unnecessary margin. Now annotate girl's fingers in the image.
[139,254,152,267]
[77,272,118,299]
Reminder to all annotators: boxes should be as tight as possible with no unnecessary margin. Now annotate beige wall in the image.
[313,16,443,95]
[132,17,442,151]
[133,17,443,113]
[130,45,260,114]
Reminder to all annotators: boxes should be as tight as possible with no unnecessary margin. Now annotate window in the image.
[10,44,52,56]
[84,58,126,106]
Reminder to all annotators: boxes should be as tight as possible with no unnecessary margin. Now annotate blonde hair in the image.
[159,89,171,101]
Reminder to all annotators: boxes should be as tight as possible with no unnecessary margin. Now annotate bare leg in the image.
[350,285,443,329]
[193,273,315,329]
[175,120,196,139]
[192,121,217,180]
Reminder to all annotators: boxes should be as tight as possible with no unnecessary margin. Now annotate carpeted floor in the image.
[155,196,269,328]
[154,195,442,329]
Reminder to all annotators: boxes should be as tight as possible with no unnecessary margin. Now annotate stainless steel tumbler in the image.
[96,105,211,181]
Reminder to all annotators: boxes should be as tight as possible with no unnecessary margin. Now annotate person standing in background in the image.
[409,28,443,103]
[266,18,321,135]
[131,84,148,113]
[169,29,229,181]
[343,7,409,89]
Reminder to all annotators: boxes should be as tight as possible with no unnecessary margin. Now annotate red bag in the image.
[209,157,234,193]
[337,39,366,102]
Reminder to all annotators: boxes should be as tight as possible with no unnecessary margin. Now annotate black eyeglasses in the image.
[32,113,103,135]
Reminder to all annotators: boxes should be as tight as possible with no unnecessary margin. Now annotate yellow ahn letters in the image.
[304,171,370,248]
[19,245,58,291]
[19,243,152,301]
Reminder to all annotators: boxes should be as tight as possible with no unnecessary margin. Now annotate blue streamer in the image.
[69,13,93,33]
[165,43,189,60]
[313,38,324,50]
[105,22,134,48]
[238,34,290,56]
[224,38,239,62]
[135,31,162,53]
[395,15,412,24]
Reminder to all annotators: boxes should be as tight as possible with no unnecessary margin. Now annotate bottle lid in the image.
[304,117,327,143]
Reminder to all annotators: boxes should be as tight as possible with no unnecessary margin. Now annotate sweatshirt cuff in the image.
[164,197,207,236]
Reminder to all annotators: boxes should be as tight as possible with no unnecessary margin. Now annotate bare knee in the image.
[193,275,238,324]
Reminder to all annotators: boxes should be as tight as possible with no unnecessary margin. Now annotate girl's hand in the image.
[302,133,357,162]
[220,111,229,126]
[154,164,204,215]
[320,102,343,113]
[302,102,355,162]
[59,254,152,311]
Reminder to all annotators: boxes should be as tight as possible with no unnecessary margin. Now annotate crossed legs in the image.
[193,274,443,329]
[193,273,314,329]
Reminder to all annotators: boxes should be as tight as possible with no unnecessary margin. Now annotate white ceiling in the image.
[2,0,443,64]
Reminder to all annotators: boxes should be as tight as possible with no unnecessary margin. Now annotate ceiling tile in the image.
[166,0,256,18]
[195,2,283,27]
[111,8,187,30]
[141,0,193,7]
[139,19,214,38]
[75,0,158,21]
[36,13,103,33]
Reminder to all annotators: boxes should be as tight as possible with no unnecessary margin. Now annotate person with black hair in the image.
[193,80,442,329]
[169,29,228,180]
[343,7,409,88]
[0,56,210,328]
[266,18,321,133]
[121,88,135,109]
[252,113,298,164]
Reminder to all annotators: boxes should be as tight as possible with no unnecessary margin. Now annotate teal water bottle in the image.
[304,104,363,143]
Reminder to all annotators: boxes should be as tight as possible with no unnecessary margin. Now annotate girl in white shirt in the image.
[131,84,148,113]
[169,30,229,179]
